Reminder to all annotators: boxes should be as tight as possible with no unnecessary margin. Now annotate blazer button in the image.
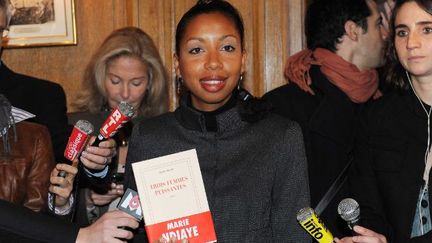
[421,216,428,225]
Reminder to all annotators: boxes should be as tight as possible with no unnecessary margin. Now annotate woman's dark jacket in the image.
[350,89,432,243]
[124,94,311,242]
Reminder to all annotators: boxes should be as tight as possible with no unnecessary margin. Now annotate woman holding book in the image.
[123,0,310,242]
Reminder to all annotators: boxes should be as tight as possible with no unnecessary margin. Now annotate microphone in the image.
[91,101,134,147]
[297,207,334,243]
[117,188,143,221]
[338,198,360,232]
[53,120,93,211]
[60,120,94,177]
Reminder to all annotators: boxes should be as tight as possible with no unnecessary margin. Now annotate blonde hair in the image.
[74,27,169,117]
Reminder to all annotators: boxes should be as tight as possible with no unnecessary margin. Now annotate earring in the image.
[176,76,183,95]
[237,74,244,90]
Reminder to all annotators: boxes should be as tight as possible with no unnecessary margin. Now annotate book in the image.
[132,149,217,243]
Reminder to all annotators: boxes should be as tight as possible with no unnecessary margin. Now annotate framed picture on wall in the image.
[3,0,76,48]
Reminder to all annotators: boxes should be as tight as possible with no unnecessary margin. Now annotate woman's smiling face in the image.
[175,12,246,112]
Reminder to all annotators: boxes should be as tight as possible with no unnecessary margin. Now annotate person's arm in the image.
[24,125,56,212]
[81,137,117,176]
[89,183,124,206]
[0,199,79,243]
[0,199,139,243]
[271,121,311,242]
[334,225,387,243]
[48,163,78,215]
[48,138,115,215]
[75,210,139,243]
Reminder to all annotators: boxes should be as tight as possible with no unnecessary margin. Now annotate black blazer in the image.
[263,65,364,237]
[350,89,432,243]
[0,62,70,162]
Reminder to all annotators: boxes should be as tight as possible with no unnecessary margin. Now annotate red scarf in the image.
[284,48,381,103]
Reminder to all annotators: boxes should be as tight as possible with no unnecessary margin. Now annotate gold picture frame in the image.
[3,0,76,48]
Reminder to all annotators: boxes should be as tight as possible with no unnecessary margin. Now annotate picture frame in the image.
[3,0,77,48]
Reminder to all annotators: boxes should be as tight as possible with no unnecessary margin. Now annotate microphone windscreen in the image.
[64,120,94,161]
[76,119,94,134]
[337,198,360,224]
[118,101,135,118]
[338,198,360,232]
[99,101,134,139]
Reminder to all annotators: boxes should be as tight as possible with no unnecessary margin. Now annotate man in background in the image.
[0,0,69,162]
[264,0,388,237]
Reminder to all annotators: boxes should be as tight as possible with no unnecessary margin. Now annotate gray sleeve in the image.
[271,122,311,242]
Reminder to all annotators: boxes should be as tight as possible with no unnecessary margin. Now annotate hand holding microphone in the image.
[49,163,78,208]
[76,210,139,243]
[91,101,134,147]
[81,102,134,171]
[112,188,143,240]
[55,119,93,178]
[51,120,93,209]
[333,226,387,243]
[335,198,387,243]
[338,198,360,233]
[90,183,124,206]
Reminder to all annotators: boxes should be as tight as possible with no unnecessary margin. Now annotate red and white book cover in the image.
[132,149,217,243]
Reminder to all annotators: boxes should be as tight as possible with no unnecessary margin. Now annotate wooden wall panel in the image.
[263,0,287,93]
[135,0,178,110]
[134,0,306,103]
[1,0,307,112]
[2,0,130,112]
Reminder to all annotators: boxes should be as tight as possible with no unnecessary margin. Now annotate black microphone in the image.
[116,188,143,236]
[117,188,143,221]
[90,101,134,147]
[338,198,361,233]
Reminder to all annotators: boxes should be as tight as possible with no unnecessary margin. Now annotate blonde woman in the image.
[69,27,169,226]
